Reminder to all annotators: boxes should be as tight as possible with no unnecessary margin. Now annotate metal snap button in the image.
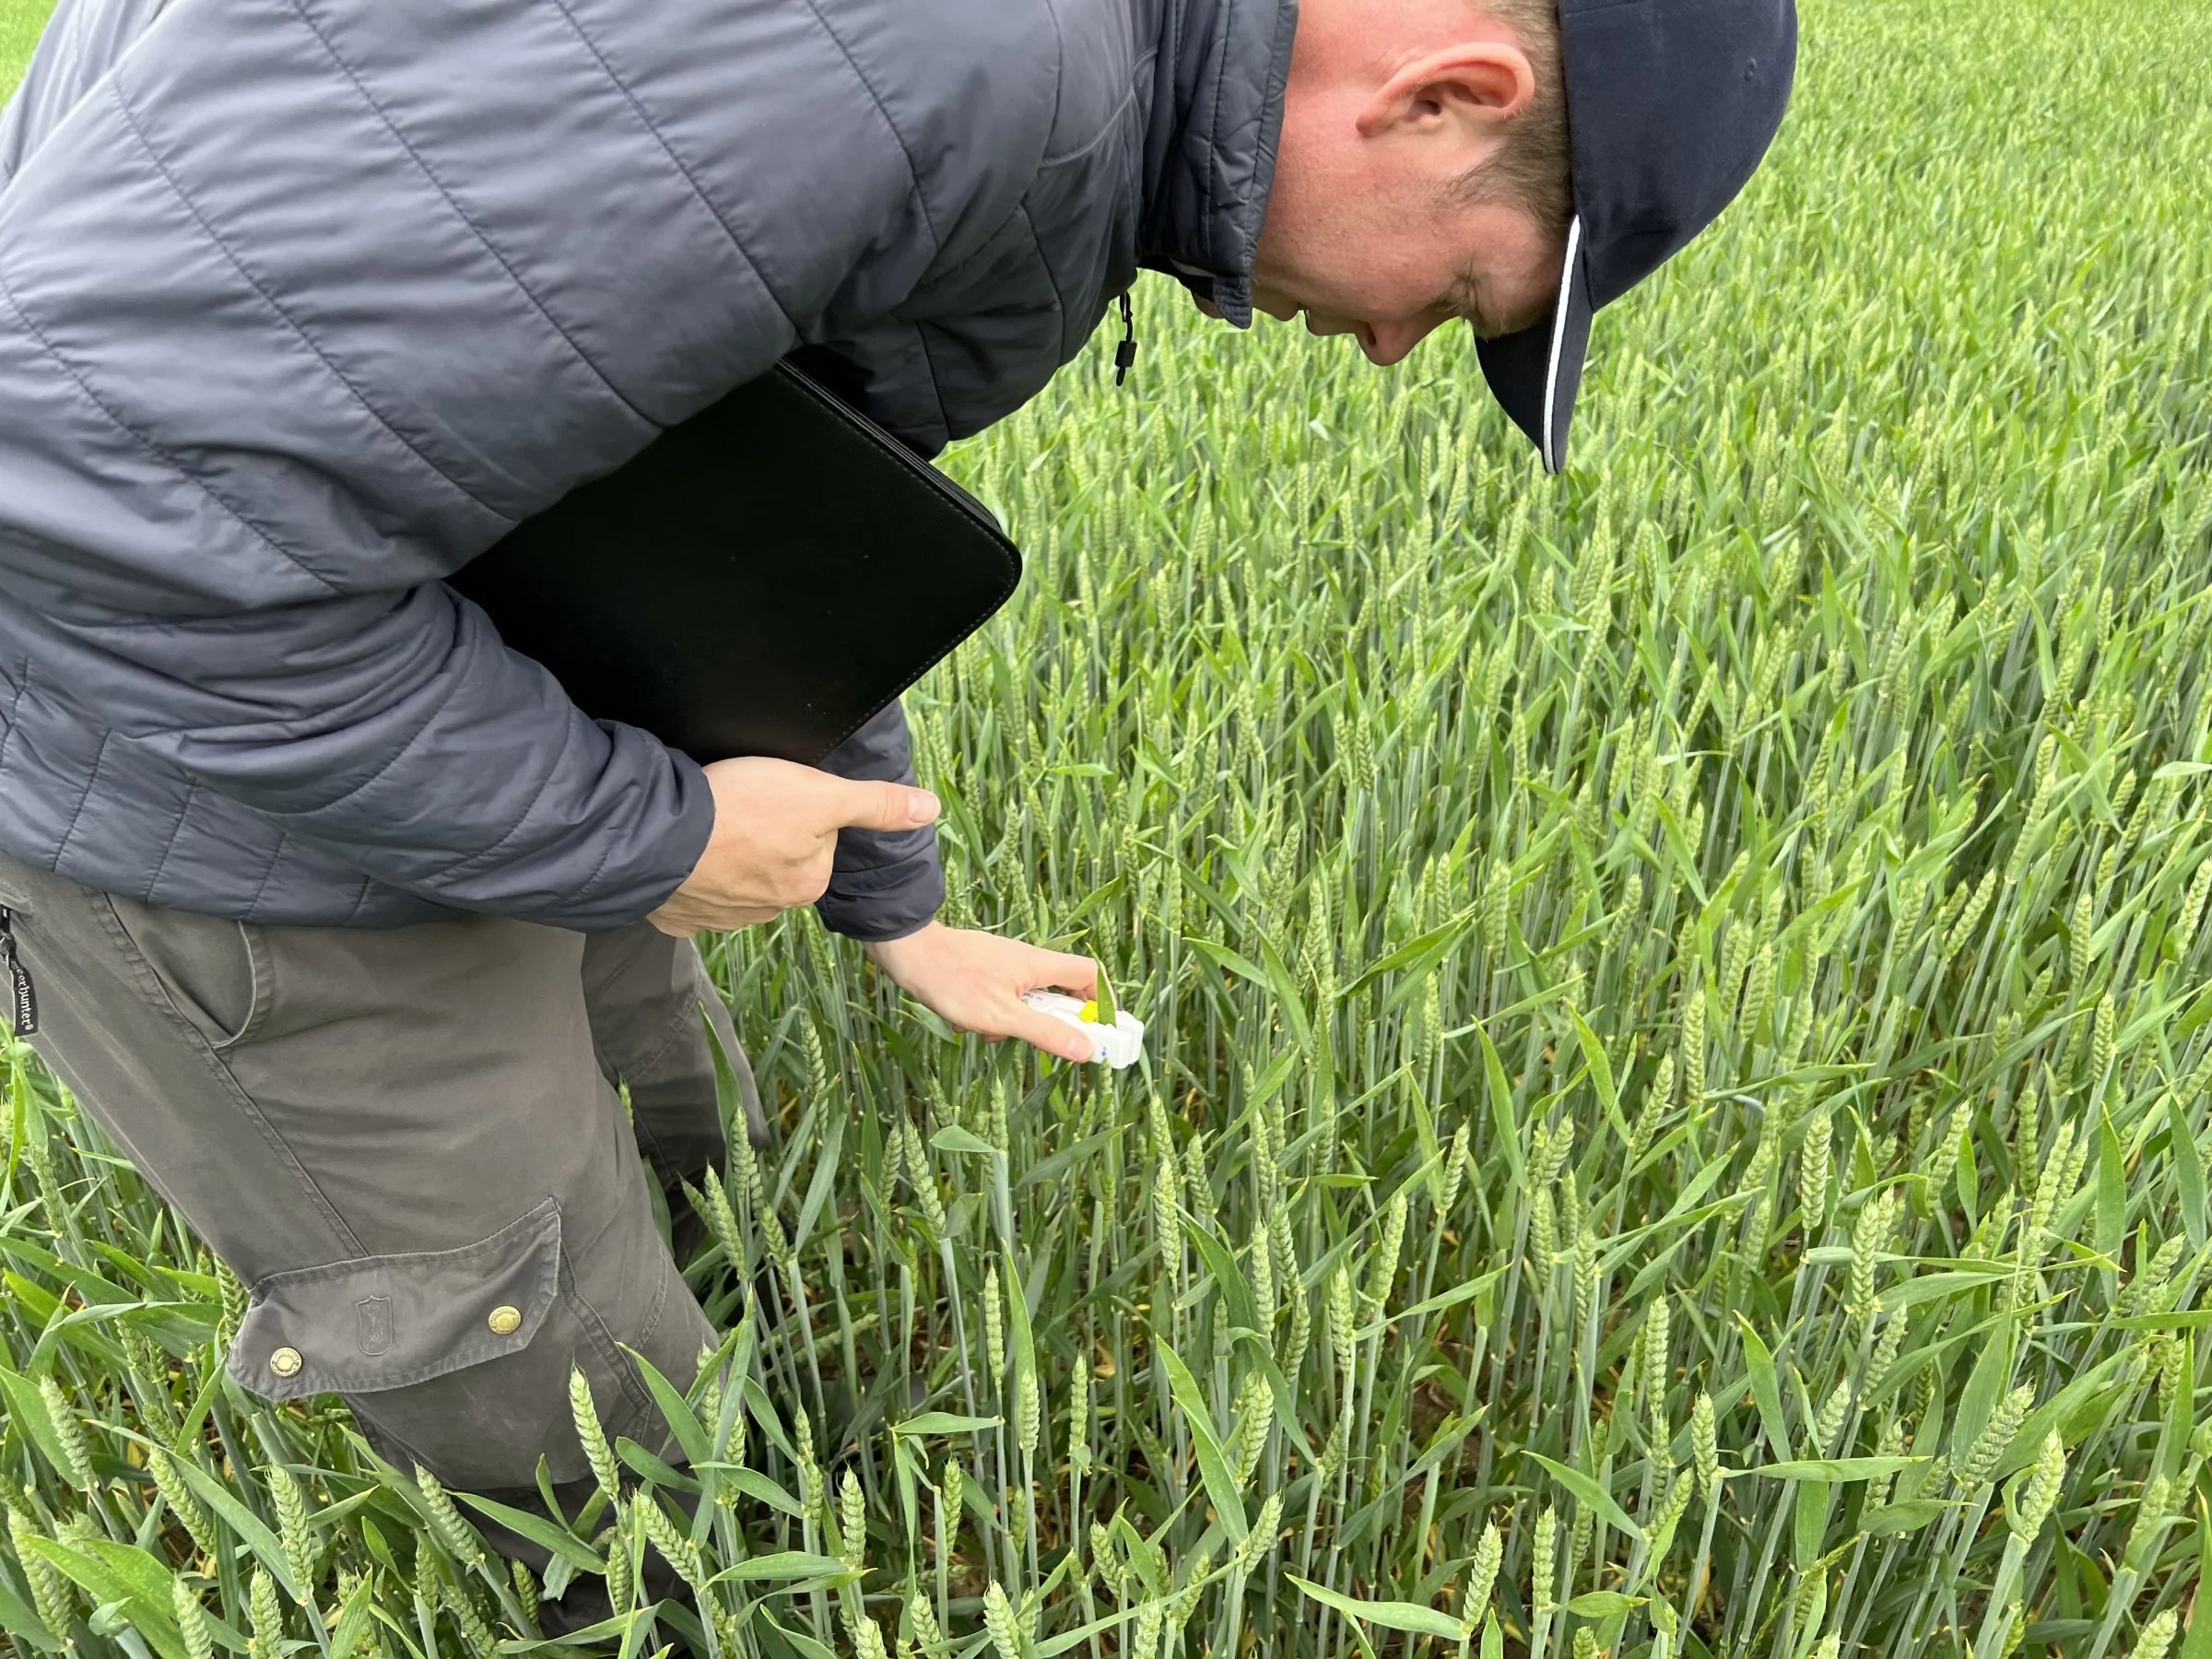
[487,1305,522,1336]
[269,1346,302,1378]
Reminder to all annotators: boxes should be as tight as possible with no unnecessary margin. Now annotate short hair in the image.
[1455,0,1572,246]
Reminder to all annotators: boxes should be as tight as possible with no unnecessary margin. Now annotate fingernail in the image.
[908,790,941,824]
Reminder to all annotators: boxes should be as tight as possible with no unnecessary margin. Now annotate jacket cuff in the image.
[815,836,944,942]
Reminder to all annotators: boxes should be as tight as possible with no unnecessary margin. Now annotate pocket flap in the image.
[229,1198,561,1401]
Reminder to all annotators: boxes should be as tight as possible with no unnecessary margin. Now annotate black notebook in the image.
[447,361,1022,766]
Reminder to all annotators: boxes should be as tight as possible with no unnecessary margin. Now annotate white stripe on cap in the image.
[1540,216,1584,475]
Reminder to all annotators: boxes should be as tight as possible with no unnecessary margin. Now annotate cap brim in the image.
[1474,217,1593,476]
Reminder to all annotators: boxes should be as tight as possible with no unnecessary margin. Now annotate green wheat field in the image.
[6,1,2212,1655]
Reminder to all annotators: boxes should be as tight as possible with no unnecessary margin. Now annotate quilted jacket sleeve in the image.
[0,0,961,934]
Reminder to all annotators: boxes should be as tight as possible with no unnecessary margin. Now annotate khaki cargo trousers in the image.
[0,845,764,1537]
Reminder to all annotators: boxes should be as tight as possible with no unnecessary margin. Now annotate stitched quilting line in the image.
[109,81,513,523]
[908,320,957,459]
[243,828,289,924]
[427,594,634,920]
[239,590,495,841]
[1009,199,1089,365]
[541,0,804,340]
[900,194,1042,309]
[556,722,659,919]
[1037,0,1068,165]
[1240,0,1298,273]
[0,262,344,600]
[0,654,29,796]
[51,729,109,867]
[418,695,574,889]
[794,0,943,253]
[559,806,631,919]
[141,775,197,901]
[1039,82,1141,169]
[340,873,370,928]
[255,667,453,821]
[286,0,653,433]
[1198,0,1231,264]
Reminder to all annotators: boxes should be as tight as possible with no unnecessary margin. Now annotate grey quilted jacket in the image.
[0,0,1292,935]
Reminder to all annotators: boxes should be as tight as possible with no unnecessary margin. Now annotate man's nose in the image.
[1358,316,1447,367]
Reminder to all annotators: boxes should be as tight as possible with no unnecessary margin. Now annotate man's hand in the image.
[648,757,940,936]
[865,922,1101,1063]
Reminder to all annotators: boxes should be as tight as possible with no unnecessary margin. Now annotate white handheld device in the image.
[1021,990,1144,1069]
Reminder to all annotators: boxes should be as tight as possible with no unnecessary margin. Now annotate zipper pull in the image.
[0,908,37,1038]
[1113,289,1137,387]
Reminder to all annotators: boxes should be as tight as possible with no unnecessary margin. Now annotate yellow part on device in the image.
[1079,1001,1099,1023]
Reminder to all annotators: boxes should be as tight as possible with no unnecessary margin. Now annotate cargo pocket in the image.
[229,1198,561,1403]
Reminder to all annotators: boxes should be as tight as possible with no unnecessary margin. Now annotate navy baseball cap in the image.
[1476,0,1797,473]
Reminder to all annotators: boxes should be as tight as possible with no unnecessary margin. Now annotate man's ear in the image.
[1357,42,1535,140]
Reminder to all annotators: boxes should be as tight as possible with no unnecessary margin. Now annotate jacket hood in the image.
[1136,0,1298,327]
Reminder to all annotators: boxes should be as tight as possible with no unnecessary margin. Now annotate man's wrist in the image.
[864,918,942,962]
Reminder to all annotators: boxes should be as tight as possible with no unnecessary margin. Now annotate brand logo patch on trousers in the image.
[356,1294,394,1355]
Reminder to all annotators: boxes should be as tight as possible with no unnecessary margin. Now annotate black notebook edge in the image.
[765,362,1024,763]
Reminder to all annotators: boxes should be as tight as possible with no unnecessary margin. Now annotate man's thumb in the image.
[834,779,941,832]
